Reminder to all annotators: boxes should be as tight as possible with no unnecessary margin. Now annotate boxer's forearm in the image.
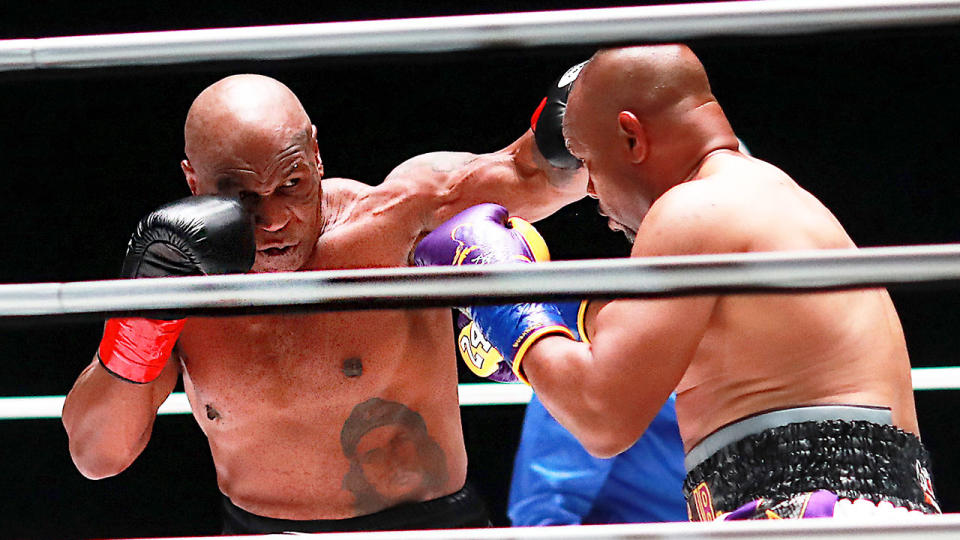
[62,354,175,479]
[523,336,639,459]
[507,130,588,223]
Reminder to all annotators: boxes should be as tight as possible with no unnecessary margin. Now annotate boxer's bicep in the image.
[524,307,693,459]
[592,295,712,435]
[524,290,711,458]
[381,151,483,232]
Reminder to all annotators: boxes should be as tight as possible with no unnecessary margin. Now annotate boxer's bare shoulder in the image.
[378,133,588,227]
[380,151,491,213]
[386,151,482,180]
[641,152,852,259]
[321,177,373,231]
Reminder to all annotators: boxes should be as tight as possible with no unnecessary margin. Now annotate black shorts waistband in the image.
[682,415,940,519]
[685,405,893,471]
[221,483,490,534]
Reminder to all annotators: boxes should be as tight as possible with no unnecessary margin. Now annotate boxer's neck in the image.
[682,148,741,184]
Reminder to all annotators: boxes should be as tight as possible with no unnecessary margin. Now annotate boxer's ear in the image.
[617,111,647,164]
[311,125,323,178]
[182,160,199,195]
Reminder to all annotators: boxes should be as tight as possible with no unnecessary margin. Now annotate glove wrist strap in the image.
[98,318,185,383]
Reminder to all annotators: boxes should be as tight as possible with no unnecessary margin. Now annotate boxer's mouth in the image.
[258,243,296,257]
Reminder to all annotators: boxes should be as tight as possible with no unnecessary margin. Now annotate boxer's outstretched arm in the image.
[384,60,589,227]
[381,131,587,234]
[513,128,590,220]
[63,354,178,479]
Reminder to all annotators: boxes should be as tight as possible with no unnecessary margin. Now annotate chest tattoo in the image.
[342,357,363,378]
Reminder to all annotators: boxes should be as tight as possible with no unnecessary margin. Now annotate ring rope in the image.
[2,243,960,322]
[1,0,959,72]
[4,368,957,421]
[121,514,960,539]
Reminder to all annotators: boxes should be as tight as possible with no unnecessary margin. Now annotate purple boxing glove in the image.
[415,203,549,266]
[415,203,575,383]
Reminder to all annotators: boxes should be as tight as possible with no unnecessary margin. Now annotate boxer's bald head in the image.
[181,74,325,273]
[184,74,313,165]
[574,45,714,122]
[564,45,738,238]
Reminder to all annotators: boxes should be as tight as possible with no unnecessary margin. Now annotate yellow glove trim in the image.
[507,217,551,262]
[577,300,590,344]
[511,325,575,385]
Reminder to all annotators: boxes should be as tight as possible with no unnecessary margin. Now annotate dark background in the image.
[2,2,960,538]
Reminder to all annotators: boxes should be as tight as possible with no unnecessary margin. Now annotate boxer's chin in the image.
[252,243,305,273]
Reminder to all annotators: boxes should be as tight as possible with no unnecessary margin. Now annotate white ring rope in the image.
[1,0,959,72]
[149,514,960,539]
[2,368,957,420]
[2,243,960,322]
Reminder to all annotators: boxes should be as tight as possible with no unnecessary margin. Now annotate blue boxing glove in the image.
[456,298,588,382]
[414,203,577,383]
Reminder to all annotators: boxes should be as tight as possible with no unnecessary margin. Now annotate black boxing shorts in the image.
[221,483,491,534]
[682,405,940,520]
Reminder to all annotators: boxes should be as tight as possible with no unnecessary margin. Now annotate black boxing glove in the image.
[98,195,255,383]
[121,195,256,278]
[530,60,589,170]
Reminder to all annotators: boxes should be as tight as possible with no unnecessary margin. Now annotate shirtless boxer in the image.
[415,45,940,520]
[60,73,589,534]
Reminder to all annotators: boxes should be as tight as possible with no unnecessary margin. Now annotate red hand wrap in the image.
[530,97,548,132]
[98,318,186,383]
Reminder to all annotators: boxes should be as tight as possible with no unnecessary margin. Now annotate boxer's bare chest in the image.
[162,183,471,518]
[178,310,419,420]
[175,212,438,423]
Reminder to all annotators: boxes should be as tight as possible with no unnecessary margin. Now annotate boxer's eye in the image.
[281,178,301,189]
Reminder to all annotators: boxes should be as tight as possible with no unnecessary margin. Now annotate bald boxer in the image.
[416,45,940,520]
[61,73,590,534]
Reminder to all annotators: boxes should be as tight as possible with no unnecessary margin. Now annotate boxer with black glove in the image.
[98,195,255,383]
[64,70,598,534]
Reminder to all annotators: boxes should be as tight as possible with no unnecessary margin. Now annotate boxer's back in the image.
[666,152,917,449]
[176,179,466,520]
